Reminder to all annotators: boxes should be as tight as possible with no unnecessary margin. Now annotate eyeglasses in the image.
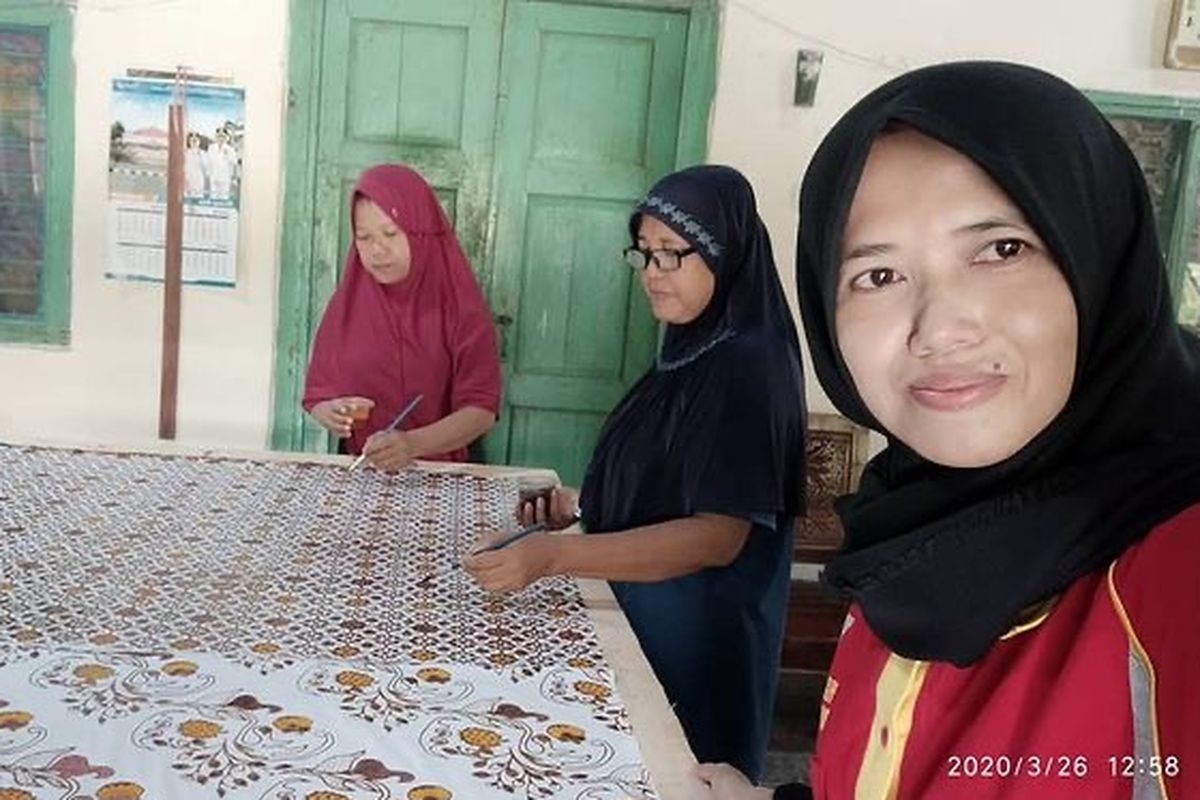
[622,245,697,272]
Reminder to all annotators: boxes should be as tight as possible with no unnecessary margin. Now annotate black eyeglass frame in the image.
[621,245,697,272]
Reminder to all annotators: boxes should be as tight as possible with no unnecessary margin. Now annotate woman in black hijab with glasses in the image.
[699,61,1200,800]
[465,165,807,780]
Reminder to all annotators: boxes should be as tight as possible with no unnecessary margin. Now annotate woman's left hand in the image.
[362,430,418,472]
[462,531,559,592]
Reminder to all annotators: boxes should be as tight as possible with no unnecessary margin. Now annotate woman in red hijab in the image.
[302,164,501,469]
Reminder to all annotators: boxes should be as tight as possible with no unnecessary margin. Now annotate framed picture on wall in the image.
[1165,0,1200,69]
[793,412,871,562]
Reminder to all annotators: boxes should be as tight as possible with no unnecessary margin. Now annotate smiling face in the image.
[835,129,1078,467]
[353,197,412,284]
[636,213,715,324]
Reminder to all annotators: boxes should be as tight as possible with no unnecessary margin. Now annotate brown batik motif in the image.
[0,445,603,676]
[29,649,215,722]
[298,661,475,732]
[0,444,656,799]
[0,700,145,798]
[418,707,655,799]
[129,696,421,797]
[795,428,857,552]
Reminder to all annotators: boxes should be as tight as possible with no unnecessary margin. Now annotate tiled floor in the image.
[764,749,812,788]
[763,669,822,787]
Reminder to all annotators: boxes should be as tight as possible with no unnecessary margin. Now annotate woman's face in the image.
[353,198,412,284]
[836,129,1078,468]
[636,214,715,324]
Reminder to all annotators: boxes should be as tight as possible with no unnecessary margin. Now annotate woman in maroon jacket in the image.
[303,164,501,470]
[701,61,1200,800]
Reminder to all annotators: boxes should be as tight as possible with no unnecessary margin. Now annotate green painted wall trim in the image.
[270,0,323,450]
[677,0,717,167]
[270,0,719,452]
[0,2,74,346]
[1087,89,1200,119]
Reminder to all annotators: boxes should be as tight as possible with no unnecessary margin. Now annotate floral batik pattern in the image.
[0,444,658,799]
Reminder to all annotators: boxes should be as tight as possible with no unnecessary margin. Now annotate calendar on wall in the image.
[106,76,244,287]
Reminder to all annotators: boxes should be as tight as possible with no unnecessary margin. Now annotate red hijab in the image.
[303,164,501,460]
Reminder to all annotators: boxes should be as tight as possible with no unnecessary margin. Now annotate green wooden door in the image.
[484,2,691,484]
[273,0,716,474]
[273,0,504,451]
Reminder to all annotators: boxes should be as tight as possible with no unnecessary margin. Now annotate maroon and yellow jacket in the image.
[810,502,1200,799]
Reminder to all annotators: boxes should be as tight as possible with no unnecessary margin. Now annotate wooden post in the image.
[158,69,185,440]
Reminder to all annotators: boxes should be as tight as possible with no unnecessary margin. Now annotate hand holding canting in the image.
[362,429,416,471]
[461,530,559,593]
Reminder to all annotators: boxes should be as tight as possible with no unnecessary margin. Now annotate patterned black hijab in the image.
[796,62,1200,665]
[581,165,806,532]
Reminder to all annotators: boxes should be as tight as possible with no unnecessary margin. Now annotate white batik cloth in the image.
[0,444,657,800]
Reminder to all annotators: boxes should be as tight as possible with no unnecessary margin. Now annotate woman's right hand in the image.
[516,486,580,530]
[695,764,773,800]
[310,397,375,438]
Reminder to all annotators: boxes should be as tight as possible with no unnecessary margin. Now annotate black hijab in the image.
[581,165,806,533]
[796,61,1200,666]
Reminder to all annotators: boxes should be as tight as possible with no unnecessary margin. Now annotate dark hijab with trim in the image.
[581,165,806,532]
[796,61,1200,666]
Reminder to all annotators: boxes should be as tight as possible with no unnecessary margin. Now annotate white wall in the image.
[1,0,1197,449]
[707,0,1200,414]
[0,0,287,449]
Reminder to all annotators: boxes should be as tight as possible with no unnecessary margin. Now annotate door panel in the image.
[345,22,470,146]
[515,196,637,381]
[487,2,689,484]
[509,407,607,488]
